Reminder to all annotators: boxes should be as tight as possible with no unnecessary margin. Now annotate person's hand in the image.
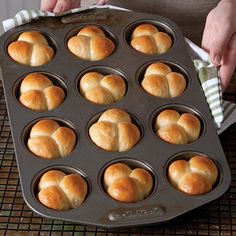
[40,0,108,14]
[201,0,236,91]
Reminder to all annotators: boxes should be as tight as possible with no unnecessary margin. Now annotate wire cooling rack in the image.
[0,86,236,236]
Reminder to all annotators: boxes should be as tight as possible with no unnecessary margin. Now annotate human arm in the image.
[40,0,108,13]
[201,0,236,91]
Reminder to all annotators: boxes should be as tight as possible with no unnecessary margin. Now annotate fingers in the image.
[219,33,236,91]
[210,24,233,66]
[53,0,72,13]
[97,0,108,5]
[202,2,236,67]
[41,0,81,13]
[41,0,105,13]
[201,10,215,51]
[70,0,81,9]
[220,64,235,92]
[40,0,58,11]
[202,11,234,66]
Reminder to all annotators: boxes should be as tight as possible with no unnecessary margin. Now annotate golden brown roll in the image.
[103,163,153,202]
[89,108,140,152]
[80,72,126,105]
[67,25,115,61]
[8,31,54,66]
[38,170,88,210]
[27,119,76,159]
[130,24,172,55]
[168,155,218,195]
[155,109,201,144]
[141,62,186,98]
[19,73,65,111]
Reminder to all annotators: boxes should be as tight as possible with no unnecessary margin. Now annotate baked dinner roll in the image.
[89,108,140,152]
[38,170,88,210]
[168,155,218,195]
[142,62,186,98]
[8,31,54,66]
[103,163,153,202]
[67,25,115,61]
[27,119,76,159]
[130,24,172,55]
[19,73,65,111]
[155,109,201,144]
[80,72,126,105]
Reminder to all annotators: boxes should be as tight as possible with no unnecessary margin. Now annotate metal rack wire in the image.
[0,86,235,236]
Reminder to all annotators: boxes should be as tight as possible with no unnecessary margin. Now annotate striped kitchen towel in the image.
[2,5,129,32]
[1,6,236,134]
[194,60,223,129]
[186,38,236,134]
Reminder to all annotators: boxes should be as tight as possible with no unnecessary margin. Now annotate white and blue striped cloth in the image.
[2,6,236,134]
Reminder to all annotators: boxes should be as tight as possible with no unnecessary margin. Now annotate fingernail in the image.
[214,55,222,66]
[54,4,64,13]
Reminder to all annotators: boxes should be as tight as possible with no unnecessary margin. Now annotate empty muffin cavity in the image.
[165,152,219,195]
[77,66,127,105]
[23,118,77,159]
[152,105,204,145]
[100,158,155,203]
[88,108,142,152]
[124,20,175,55]
[66,24,116,61]
[137,61,189,98]
[6,30,56,66]
[14,72,67,111]
[33,166,89,211]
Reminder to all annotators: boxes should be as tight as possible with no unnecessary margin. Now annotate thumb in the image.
[219,33,236,91]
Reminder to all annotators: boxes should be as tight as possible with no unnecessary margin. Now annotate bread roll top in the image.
[67,25,115,61]
[168,155,218,195]
[28,119,76,159]
[8,31,54,66]
[19,73,65,111]
[142,62,186,98]
[38,170,88,210]
[80,72,126,105]
[89,108,140,152]
[130,24,172,55]
[155,109,201,144]
[104,162,153,202]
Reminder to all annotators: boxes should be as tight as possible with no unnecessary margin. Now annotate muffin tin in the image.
[0,8,231,227]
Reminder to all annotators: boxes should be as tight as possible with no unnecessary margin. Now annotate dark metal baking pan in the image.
[0,8,231,228]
